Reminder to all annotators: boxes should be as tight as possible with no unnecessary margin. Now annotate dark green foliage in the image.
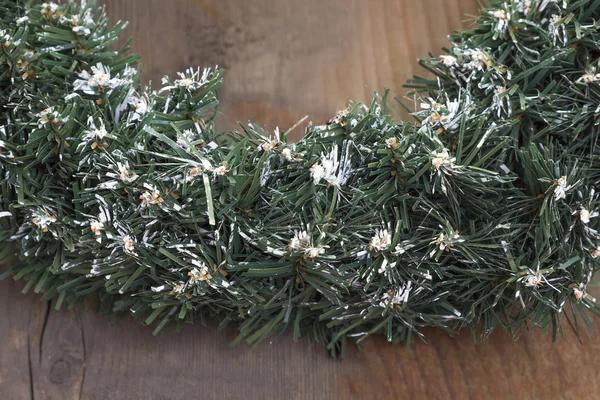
[1,0,600,356]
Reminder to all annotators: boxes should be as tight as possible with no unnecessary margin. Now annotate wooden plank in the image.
[30,304,85,400]
[0,264,84,400]
[4,0,600,399]
[0,269,39,400]
[101,0,479,135]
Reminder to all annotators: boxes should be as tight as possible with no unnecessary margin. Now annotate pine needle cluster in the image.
[1,0,600,355]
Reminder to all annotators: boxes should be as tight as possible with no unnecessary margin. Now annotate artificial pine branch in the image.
[1,0,600,356]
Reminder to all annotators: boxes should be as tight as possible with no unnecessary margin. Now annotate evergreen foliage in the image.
[1,0,600,356]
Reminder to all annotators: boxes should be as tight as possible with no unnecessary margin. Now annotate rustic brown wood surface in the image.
[2,1,600,399]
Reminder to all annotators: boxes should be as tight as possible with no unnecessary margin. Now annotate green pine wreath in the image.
[1,0,600,356]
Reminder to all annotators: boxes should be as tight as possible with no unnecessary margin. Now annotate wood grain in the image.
[102,0,478,134]
[3,0,600,399]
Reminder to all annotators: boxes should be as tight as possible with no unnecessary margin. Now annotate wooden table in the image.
[2,1,600,399]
